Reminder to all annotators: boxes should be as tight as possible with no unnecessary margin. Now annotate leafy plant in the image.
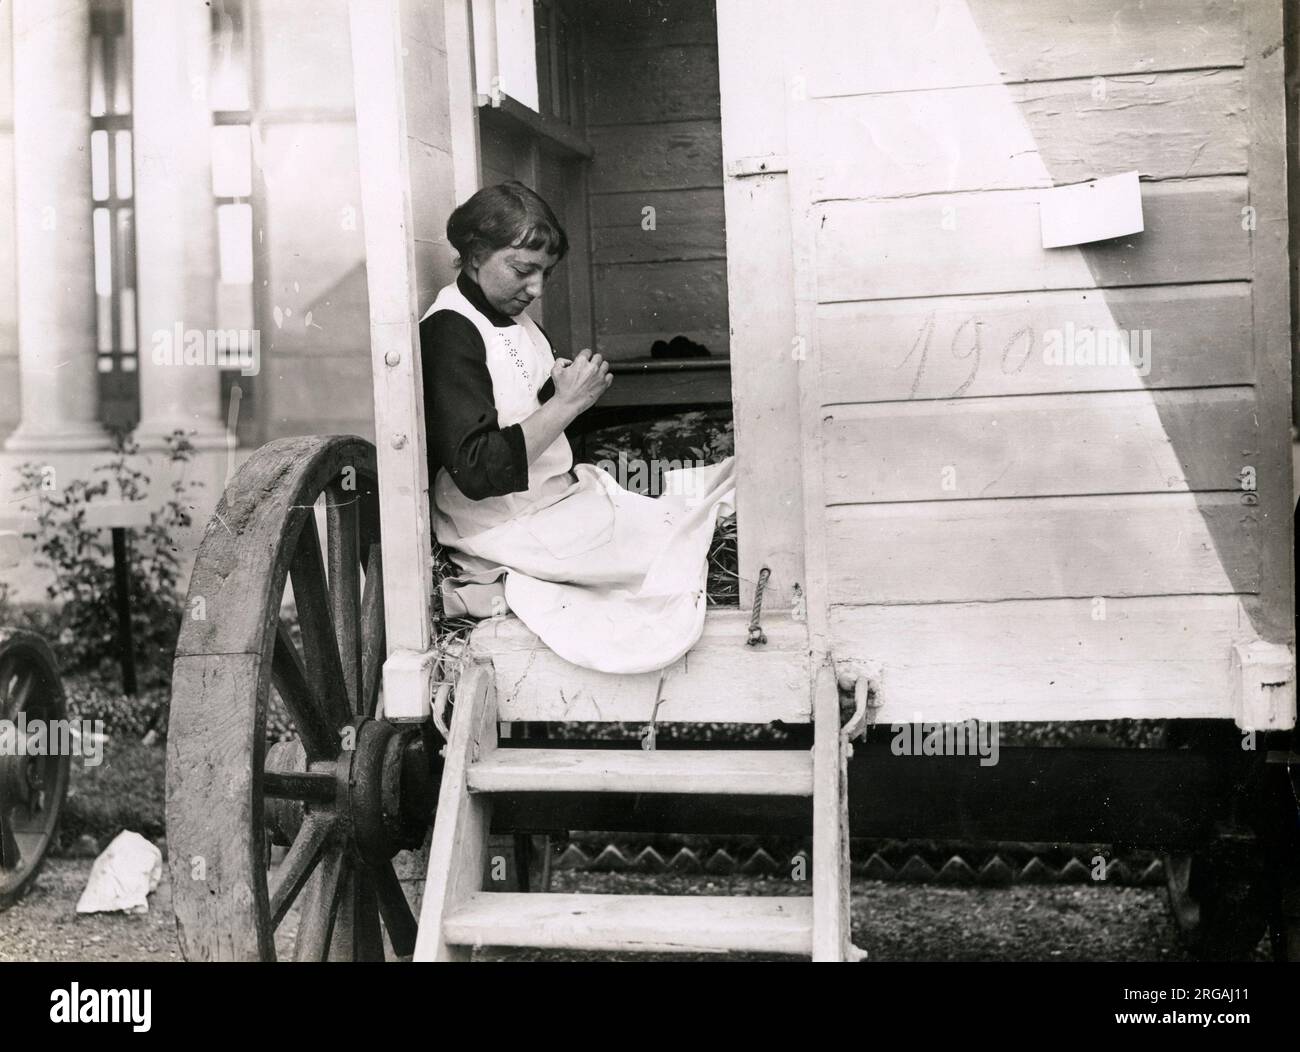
[63,675,170,739]
[16,430,201,689]
[588,409,734,470]
[59,736,166,849]
[584,409,738,604]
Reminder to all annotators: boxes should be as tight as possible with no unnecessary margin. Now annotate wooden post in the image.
[110,527,136,697]
[413,660,499,960]
[778,6,832,664]
[1244,0,1295,651]
[347,0,480,720]
[811,661,856,962]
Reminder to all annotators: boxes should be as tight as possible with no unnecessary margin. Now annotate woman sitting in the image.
[419,181,735,674]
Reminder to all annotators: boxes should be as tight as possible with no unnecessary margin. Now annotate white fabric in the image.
[420,282,736,674]
[75,831,163,915]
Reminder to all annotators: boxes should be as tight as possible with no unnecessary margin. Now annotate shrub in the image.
[584,409,738,604]
[64,675,170,740]
[587,409,735,478]
[16,430,200,690]
[59,737,166,848]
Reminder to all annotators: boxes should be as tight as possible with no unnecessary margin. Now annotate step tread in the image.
[444,893,813,955]
[468,748,814,796]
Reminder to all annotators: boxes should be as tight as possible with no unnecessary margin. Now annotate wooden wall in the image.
[476,115,582,352]
[772,0,1292,721]
[581,0,728,360]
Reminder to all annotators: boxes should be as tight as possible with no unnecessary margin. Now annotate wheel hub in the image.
[264,718,435,868]
[344,718,436,866]
[263,739,307,846]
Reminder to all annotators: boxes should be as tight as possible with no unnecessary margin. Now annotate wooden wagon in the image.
[165,0,1298,961]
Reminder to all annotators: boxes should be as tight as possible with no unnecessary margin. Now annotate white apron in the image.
[420,280,736,674]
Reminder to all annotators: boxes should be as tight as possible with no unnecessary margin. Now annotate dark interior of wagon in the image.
[477,0,732,440]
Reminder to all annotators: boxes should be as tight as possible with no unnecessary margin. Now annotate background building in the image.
[0,0,731,601]
[2,0,1299,610]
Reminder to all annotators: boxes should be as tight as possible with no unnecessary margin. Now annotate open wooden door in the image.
[721,0,1295,728]
[716,0,804,613]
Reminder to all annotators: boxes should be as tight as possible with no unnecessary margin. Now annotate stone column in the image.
[131,0,229,452]
[4,0,109,452]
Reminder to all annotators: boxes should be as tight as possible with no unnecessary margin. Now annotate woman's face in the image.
[468,244,559,317]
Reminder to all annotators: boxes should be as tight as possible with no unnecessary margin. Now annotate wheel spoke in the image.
[6,669,36,721]
[0,656,16,719]
[270,622,336,760]
[326,482,362,715]
[359,544,385,719]
[357,473,382,571]
[17,759,49,827]
[372,860,418,957]
[288,515,352,731]
[12,829,43,860]
[293,849,347,961]
[0,787,21,871]
[268,812,335,927]
[350,865,386,962]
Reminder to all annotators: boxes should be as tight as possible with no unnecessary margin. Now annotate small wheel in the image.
[0,630,71,909]
[167,436,436,961]
[1164,841,1269,960]
[1158,720,1269,960]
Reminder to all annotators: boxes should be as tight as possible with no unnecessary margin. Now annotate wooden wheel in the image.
[167,436,436,961]
[1164,840,1270,960]
[1158,719,1270,960]
[0,630,71,909]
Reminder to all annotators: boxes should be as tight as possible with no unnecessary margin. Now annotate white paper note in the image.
[1040,171,1144,249]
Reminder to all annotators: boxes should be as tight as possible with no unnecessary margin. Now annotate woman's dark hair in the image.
[446,180,569,268]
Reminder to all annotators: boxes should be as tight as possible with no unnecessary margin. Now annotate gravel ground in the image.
[476,871,1257,962]
[1,859,1267,962]
[0,859,180,963]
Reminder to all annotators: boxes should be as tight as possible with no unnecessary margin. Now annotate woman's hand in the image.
[551,349,612,414]
[518,350,612,467]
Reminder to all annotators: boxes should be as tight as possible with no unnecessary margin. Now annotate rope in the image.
[747,566,771,646]
[640,670,668,751]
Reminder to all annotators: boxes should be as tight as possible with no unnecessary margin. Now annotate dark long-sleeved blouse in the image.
[419,271,556,501]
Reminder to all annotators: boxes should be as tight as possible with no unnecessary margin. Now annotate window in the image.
[477,0,591,355]
[473,0,538,110]
[210,0,259,446]
[533,0,574,124]
[472,0,580,123]
[90,0,138,430]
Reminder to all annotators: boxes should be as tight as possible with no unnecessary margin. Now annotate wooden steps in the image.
[414,653,862,962]
[444,893,813,955]
[468,748,814,796]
